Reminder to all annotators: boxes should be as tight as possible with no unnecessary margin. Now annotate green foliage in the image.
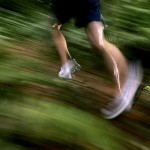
[0,97,144,150]
[102,1,149,36]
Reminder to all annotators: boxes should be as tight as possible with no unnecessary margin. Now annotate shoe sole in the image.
[71,64,81,75]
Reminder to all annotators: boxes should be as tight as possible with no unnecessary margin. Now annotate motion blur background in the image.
[0,0,150,149]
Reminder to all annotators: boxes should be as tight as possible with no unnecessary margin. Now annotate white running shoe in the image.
[101,61,143,119]
[58,59,81,79]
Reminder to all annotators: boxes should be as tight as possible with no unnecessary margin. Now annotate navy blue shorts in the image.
[51,0,102,27]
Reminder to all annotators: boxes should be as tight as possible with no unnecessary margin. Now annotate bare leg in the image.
[51,23,81,79]
[85,21,129,97]
[51,24,71,65]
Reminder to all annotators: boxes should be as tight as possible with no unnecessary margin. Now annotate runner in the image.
[49,0,143,119]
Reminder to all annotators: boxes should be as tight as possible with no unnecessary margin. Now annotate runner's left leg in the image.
[52,23,70,65]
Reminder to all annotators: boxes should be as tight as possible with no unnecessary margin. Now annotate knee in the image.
[52,23,62,30]
[51,23,62,38]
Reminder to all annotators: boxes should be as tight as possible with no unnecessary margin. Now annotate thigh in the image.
[86,21,104,47]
